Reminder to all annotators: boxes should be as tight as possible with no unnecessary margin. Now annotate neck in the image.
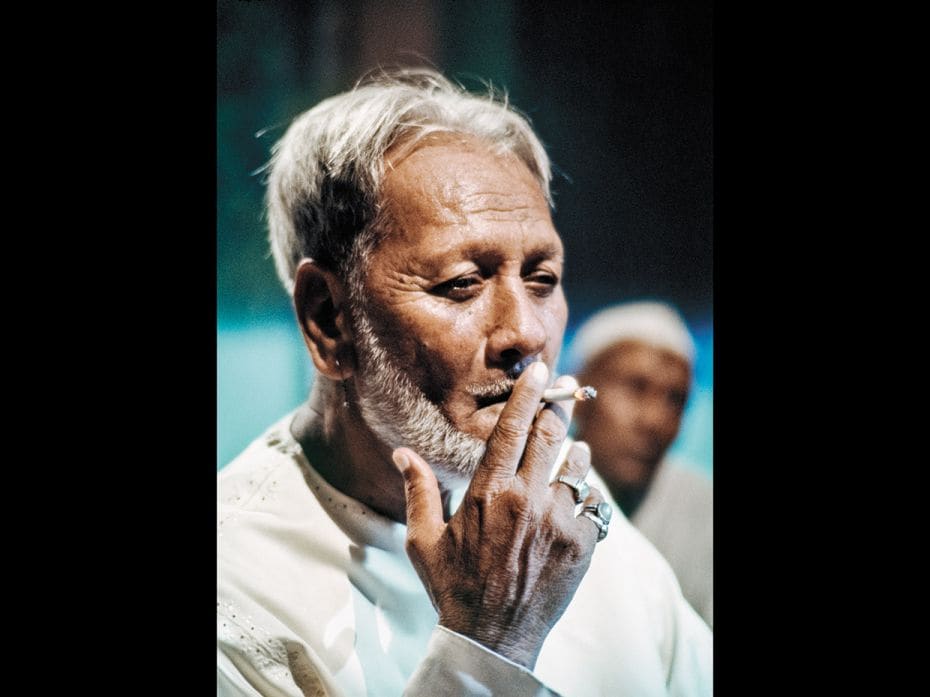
[290,379,450,524]
[592,452,664,519]
[609,482,650,519]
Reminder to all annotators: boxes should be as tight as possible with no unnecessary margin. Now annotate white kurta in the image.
[632,458,714,628]
[218,413,713,696]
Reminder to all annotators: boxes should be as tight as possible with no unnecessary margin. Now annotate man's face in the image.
[350,136,567,485]
[576,340,691,488]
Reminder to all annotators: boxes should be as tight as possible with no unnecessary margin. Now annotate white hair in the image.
[568,301,697,371]
[265,68,553,296]
[351,300,486,487]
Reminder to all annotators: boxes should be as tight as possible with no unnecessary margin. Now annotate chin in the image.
[625,457,661,485]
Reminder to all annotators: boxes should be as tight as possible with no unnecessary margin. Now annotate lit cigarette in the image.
[541,385,597,402]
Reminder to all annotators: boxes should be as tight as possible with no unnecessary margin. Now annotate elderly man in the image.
[218,70,712,696]
[570,301,713,627]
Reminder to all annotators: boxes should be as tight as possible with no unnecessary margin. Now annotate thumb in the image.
[392,447,444,550]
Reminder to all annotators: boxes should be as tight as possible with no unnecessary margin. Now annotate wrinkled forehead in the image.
[377,135,559,253]
[385,134,546,212]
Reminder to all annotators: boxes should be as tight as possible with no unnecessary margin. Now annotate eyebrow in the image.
[409,239,563,277]
[521,244,565,267]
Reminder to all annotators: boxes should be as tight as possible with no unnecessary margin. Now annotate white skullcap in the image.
[568,301,696,371]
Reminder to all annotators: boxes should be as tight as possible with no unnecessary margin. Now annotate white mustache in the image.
[467,378,515,400]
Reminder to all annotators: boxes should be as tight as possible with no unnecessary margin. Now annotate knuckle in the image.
[533,412,568,445]
[405,532,429,561]
[498,489,538,524]
[494,415,528,441]
[565,456,590,479]
[569,443,591,467]
[466,490,495,512]
[548,521,588,561]
[564,537,588,562]
[404,536,420,558]
[404,477,424,498]
[531,419,567,451]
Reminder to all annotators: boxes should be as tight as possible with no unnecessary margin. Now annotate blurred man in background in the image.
[571,301,713,627]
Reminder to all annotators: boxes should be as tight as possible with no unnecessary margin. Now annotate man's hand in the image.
[392,361,606,669]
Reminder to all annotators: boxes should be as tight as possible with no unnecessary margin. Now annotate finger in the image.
[472,360,549,489]
[576,486,612,543]
[552,439,591,483]
[517,374,579,491]
[549,439,592,506]
[393,447,445,558]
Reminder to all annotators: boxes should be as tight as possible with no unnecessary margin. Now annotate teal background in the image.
[217,0,713,476]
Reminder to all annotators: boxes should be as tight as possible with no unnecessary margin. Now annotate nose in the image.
[486,278,548,370]
[636,394,677,439]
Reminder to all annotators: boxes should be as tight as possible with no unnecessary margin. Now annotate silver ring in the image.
[580,502,612,542]
[556,475,590,504]
[580,511,609,542]
[583,501,613,525]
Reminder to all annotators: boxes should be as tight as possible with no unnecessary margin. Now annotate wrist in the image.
[439,615,544,669]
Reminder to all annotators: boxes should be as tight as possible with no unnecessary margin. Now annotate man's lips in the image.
[505,355,539,380]
[474,389,514,410]
[626,435,666,461]
[469,355,543,409]
[469,377,516,409]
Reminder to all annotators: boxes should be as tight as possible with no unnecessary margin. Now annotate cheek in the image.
[664,412,685,437]
[397,308,484,400]
[646,412,682,449]
[588,402,632,439]
[538,292,568,361]
[595,386,635,422]
[548,292,568,330]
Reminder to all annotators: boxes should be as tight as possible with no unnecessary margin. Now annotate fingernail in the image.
[392,449,410,474]
[573,440,591,454]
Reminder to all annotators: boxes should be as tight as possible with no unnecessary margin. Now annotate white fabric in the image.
[567,302,696,371]
[632,458,714,628]
[217,412,713,696]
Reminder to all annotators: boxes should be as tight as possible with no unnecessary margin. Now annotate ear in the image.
[293,259,354,380]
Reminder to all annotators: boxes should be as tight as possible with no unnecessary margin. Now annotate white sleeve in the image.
[404,626,561,697]
[666,599,713,697]
[216,643,306,697]
[217,647,273,697]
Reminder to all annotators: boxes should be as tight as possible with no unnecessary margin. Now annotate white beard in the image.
[350,304,487,489]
